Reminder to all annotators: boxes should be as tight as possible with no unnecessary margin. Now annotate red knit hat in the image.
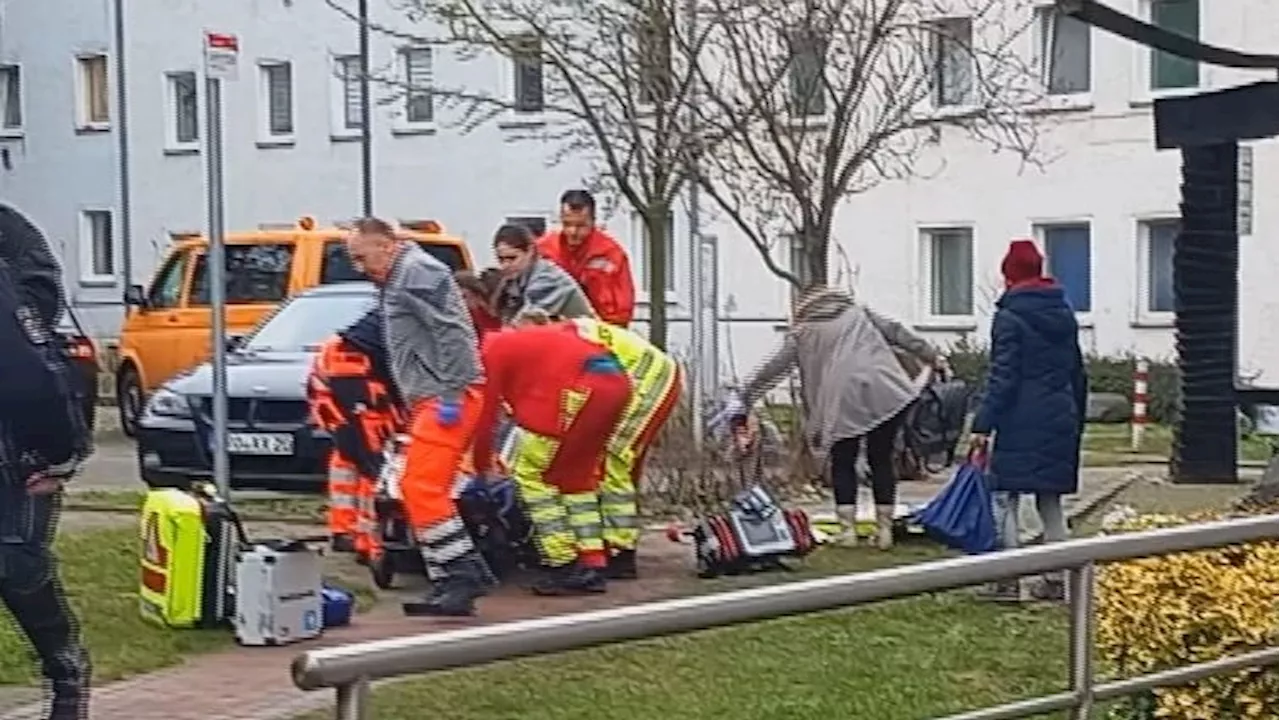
[1001,239,1044,287]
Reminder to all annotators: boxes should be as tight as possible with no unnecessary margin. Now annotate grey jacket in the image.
[497,257,595,324]
[380,243,482,406]
[742,290,940,459]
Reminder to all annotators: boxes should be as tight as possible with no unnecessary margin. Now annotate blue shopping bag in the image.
[913,454,998,554]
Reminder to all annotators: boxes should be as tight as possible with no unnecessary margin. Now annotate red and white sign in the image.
[204,31,240,81]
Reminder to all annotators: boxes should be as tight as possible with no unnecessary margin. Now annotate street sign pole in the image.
[204,31,237,499]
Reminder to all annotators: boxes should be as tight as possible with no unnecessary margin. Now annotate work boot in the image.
[531,561,607,596]
[874,505,895,550]
[402,552,496,617]
[330,534,356,554]
[830,504,860,548]
[606,549,638,580]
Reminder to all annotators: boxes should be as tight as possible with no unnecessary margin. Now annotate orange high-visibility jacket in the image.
[308,337,404,478]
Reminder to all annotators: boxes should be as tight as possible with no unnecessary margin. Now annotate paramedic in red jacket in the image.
[471,321,632,596]
[536,189,636,327]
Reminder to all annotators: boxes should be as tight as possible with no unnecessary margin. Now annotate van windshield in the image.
[320,239,466,283]
[242,292,375,353]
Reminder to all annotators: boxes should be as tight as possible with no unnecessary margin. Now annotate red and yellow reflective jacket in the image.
[536,228,635,327]
[308,337,405,479]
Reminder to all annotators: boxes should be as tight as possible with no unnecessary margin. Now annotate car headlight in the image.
[145,388,192,419]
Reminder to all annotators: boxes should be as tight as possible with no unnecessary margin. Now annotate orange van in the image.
[116,216,473,436]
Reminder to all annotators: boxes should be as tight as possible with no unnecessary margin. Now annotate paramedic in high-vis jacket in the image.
[345,217,494,617]
[517,310,681,580]
[309,308,404,563]
[0,204,93,719]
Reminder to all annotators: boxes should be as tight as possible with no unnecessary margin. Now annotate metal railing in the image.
[293,514,1279,720]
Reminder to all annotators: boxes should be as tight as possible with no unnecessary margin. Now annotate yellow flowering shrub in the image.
[1096,511,1279,720]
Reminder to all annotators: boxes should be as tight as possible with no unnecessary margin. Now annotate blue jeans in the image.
[992,492,1067,550]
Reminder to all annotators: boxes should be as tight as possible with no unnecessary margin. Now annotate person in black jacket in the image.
[0,204,93,720]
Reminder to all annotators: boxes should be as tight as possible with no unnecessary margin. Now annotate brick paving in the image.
[0,534,691,720]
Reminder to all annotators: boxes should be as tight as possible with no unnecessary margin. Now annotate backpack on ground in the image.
[902,378,974,474]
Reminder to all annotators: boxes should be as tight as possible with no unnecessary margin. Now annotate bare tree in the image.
[326,0,715,350]
[690,0,1046,289]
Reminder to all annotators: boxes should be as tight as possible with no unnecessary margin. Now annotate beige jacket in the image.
[741,290,939,460]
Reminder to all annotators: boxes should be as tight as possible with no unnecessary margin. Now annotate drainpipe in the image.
[112,0,133,290]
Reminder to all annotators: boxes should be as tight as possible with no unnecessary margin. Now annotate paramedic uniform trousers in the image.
[601,356,682,552]
[326,454,359,538]
[512,375,631,569]
[403,385,484,570]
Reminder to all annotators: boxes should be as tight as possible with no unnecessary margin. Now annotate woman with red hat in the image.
[970,239,1087,603]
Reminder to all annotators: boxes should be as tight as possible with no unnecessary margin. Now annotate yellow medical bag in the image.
[138,485,239,628]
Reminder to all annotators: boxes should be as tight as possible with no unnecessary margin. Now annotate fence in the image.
[292,514,1279,720]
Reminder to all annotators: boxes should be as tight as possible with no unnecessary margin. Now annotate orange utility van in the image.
[116,217,473,435]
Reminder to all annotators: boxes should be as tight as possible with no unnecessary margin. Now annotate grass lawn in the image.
[0,525,374,687]
[0,527,232,685]
[296,544,1071,720]
[1081,423,1276,465]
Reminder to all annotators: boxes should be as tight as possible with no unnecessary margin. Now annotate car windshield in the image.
[242,293,375,352]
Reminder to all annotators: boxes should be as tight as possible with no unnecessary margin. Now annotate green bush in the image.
[945,336,1182,425]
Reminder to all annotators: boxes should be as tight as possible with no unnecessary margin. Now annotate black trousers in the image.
[830,409,907,507]
[0,495,90,719]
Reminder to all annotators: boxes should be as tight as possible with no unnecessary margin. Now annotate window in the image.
[510,34,545,114]
[165,71,199,148]
[81,210,115,281]
[786,234,818,306]
[1038,223,1092,313]
[1038,6,1091,95]
[77,54,110,128]
[505,216,547,238]
[921,228,974,317]
[929,17,974,107]
[244,293,376,353]
[319,240,466,283]
[636,12,673,105]
[336,55,363,130]
[787,29,828,117]
[148,251,190,308]
[1150,0,1199,90]
[261,62,294,138]
[1142,219,1178,314]
[631,212,676,295]
[189,244,296,305]
[0,65,21,132]
[401,47,434,124]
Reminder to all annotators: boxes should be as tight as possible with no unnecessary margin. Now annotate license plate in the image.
[226,432,294,456]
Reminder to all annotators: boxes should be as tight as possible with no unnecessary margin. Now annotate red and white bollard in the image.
[1131,358,1150,452]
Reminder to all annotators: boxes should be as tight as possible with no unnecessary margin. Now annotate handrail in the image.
[293,514,1278,719]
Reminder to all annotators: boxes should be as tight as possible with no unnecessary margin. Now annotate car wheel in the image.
[118,367,144,438]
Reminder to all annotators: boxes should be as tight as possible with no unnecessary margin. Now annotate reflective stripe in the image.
[329,495,358,509]
[599,510,637,528]
[610,356,676,450]
[420,515,466,543]
[599,492,633,504]
[328,467,358,482]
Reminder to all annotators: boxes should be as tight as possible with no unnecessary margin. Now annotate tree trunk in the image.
[645,210,670,350]
[804,230,828,290]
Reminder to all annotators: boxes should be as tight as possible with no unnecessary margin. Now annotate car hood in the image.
[165,351,314,400]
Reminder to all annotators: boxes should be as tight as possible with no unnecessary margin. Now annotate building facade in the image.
[0,0,1274,388]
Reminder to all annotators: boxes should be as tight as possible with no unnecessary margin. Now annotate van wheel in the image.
[118,367,144,438]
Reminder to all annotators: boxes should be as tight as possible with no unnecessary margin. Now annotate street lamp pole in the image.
[358,0,374,217]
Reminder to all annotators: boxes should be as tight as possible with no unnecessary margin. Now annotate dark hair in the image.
[352,216,397,239]
[493,223,534,251]
[559,189,595,215]
[478,267,504,295]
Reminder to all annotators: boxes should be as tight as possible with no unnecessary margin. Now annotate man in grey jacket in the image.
[725,287,946,550]
[346,217,495,617]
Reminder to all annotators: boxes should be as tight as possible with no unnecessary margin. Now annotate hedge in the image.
[1095,511,1278,719]
[946,336,1182,425]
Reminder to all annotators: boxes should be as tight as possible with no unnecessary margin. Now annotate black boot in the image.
[330,534,356,554]
[531,561,607,596]
[606,549,638,580]
[402,552,496,617]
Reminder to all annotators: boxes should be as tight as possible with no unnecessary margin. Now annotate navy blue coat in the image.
[972,285,1087,495]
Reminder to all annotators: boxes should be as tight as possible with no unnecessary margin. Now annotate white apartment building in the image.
[0,0,1274,387]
